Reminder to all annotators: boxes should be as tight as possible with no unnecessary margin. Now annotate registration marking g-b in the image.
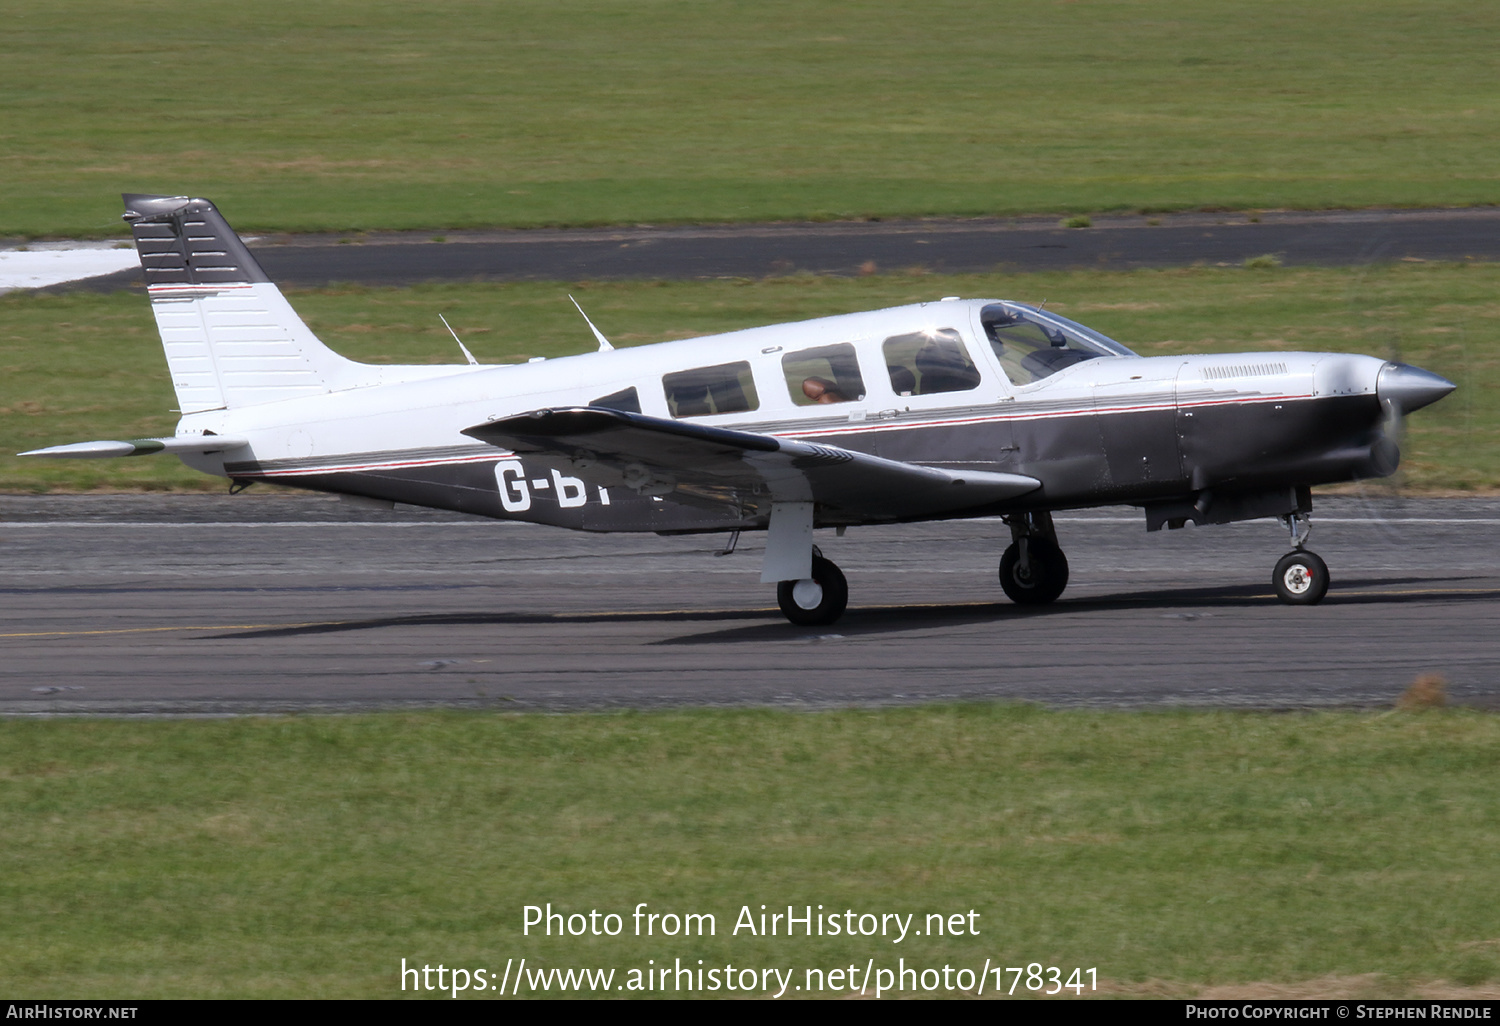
[495,459,592,512]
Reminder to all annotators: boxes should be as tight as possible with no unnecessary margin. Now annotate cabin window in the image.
[662,361,759,418]
[981,304,1125,385]
[589,387,641,414]
[782,343,866,406]
[881,329,981,396]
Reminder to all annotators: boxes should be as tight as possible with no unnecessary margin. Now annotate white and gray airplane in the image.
[22,195,1456,625]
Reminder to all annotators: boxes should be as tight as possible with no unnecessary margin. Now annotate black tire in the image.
[999,538,1070,605]
[1273,549,1329,605]
[776,555,849,626]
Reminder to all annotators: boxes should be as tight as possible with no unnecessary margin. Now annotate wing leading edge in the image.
[462,407,1039,522]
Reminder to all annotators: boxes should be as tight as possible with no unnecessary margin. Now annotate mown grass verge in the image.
[5,1,1500,235]
[3,705,1498,998]
[2,263,1493,492]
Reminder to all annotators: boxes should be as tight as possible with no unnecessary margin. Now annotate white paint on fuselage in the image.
[179,299,1021,471]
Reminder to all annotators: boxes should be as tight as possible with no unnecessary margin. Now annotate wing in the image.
[462,407,1039,521]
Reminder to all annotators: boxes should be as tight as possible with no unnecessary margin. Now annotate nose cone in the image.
[1377,362,1456,413]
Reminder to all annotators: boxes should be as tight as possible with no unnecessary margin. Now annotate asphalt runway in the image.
[3,494,1497,714]
[63,206,1500,292]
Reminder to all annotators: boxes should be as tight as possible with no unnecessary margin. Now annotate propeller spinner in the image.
[1373,361,1456,476]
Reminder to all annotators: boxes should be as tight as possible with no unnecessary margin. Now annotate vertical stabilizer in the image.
[122,194,361,412]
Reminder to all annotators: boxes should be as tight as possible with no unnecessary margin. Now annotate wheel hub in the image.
[791,579,824,610]
[1282,564,1313,594]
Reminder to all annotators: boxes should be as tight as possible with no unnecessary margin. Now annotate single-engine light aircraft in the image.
[22,196,1456,625]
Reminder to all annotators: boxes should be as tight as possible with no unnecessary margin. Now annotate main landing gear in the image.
[775,550,849,626]
[999,511,1070,605]
[1273,512,1329,605]
[764,503,849,626]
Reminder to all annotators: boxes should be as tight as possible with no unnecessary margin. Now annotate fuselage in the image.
[175,297,1398,533]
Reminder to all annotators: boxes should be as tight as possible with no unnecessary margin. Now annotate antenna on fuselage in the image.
[439,314,479,366]
[568,295,615,352]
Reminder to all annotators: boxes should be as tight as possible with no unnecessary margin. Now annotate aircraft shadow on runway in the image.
[200,607,769,639]
[197,576,1496,643]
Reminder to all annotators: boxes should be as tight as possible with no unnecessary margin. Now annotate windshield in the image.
[980,302,1135,385]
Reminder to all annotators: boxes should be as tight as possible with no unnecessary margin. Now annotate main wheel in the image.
[999,538,1070,605]
[1273,549,1329,605]
[776,555,849,626]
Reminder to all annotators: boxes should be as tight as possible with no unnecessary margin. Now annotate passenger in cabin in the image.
[889,366,916,396]
[801,377,848,404]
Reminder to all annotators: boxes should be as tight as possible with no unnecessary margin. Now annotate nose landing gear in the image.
[1273,513,1329,605]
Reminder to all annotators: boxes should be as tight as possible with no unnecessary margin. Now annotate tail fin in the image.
[123,194,362,412]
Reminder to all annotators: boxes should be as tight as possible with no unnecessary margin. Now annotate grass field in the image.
[1,263,1492,492]
[5,1,1500,236]
[2,705,1497,998]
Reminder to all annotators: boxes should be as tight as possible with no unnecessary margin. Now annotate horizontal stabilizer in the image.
[19,436,248,459]
[463,407,1039,521]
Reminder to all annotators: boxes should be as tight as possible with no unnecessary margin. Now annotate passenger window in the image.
[782,343,866,406]
[662,361,759,418]
[589,387,641,414]
[881,329,980,396]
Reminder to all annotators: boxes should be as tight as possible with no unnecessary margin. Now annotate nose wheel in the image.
[1273,549,1329,605]
[1273,512,1329,605]
[777,554,849,626]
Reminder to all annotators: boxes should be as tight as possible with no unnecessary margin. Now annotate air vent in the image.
[791,445,854,469]
[1202,362,1287,380]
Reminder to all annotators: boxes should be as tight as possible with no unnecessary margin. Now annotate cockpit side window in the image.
[981,303,1126,386]
[662,361,759,418]
[782,343,866,406]
[589,387,641,414]
[881,329,981,396]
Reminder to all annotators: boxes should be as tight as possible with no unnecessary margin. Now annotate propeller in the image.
[1342,232,1457,534]
[1347,357,1457,545]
